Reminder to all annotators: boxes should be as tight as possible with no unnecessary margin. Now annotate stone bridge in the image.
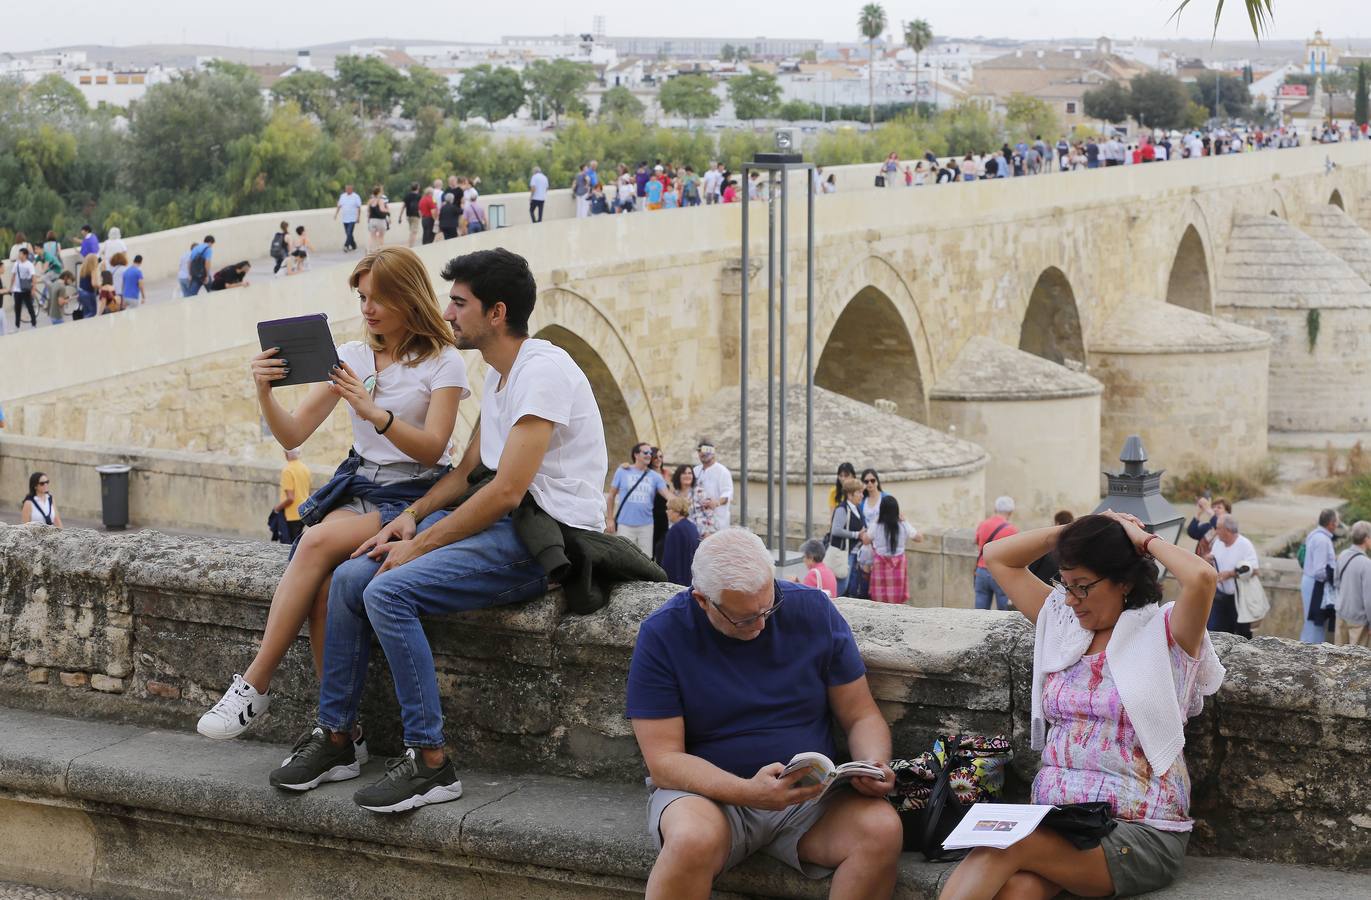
[9,143,1371,527]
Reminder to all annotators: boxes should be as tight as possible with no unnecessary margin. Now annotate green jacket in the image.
[458,464,667,614]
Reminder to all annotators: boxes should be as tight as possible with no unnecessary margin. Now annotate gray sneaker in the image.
[269,727,360,792]
[352,748,463,813]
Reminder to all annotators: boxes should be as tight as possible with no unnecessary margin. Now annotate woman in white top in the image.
[868,494,922,604]
[198,246,469,742]
[101,226,128,260]
[20,471,62,527]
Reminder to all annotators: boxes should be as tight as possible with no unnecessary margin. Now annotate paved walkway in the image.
[0,883,93,900]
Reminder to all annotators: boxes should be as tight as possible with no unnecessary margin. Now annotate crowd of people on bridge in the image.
[0,226,148,334]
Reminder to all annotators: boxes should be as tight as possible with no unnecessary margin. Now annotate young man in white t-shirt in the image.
[270,248,608,813]
[692,439,734,531]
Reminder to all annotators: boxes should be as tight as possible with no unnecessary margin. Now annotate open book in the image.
[781,752,885,798]
[942,803,1054,851]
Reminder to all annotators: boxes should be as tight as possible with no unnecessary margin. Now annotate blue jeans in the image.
[342,221,357,250]
[317,512,548,747]
[974,567,1009,610]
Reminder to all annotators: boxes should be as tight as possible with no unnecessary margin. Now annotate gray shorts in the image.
[1101,820,1190,897]
[336,458,444,517]
[646,782,843,879]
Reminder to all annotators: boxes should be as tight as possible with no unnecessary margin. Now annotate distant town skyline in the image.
[3,1,1370,55]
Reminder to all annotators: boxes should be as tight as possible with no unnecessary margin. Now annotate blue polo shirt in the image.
[626,581,866,778]
[121,265,143,301]
[612,466,666,527]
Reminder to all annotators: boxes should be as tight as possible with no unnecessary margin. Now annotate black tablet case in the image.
[256,314,339,388]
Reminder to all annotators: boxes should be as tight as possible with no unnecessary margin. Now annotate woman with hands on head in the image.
[939,511,1223,900]
[197,246,469,745]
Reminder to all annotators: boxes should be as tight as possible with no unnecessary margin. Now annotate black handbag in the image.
[1041,802,1117,850]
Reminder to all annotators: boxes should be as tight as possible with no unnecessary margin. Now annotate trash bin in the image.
[95,464,132,530]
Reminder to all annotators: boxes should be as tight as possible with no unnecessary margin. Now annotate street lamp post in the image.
[1092,436,1186,572]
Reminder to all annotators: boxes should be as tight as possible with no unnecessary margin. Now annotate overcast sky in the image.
[3,1,1368,53]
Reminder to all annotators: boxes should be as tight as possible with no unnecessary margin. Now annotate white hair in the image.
[692,528,773,604]
[994,495,1015,514]
[1219,514,1239,534]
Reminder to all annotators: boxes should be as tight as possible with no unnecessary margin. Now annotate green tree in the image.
[26,74,88,119]
[858,3,888,127]
[1189,74,1251,119]
[727,68,781,124]
[660,74,721,126]
[457,65,527,126]
[1082,80,1131,124]
[598,85,645,121]
[523,59,594,127]
[1004,93,1060,142]
[223,102,347,213]
[902,19,933,119]
[1357,63,1369,127]
[401,65,455,118]
[720,43,736,62]
[335,55,406,118]
[1129,72,1190,129]
[126,66,266,195]
[778,99,821,120]
[271,70,336,118]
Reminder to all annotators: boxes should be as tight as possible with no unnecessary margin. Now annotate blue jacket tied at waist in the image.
[297,452,449,527]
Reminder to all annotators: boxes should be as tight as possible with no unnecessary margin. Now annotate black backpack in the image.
[189,247,208,282]
[270,232,287,260]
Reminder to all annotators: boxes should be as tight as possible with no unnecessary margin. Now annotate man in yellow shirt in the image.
[275,449,311,542]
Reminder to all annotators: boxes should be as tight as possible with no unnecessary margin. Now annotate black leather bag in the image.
[1041,802,1117,850]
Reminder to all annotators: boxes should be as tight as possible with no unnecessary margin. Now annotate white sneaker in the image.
[196,674,270,740]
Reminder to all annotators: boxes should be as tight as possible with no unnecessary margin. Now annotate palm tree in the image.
[1172,0,1272,36]
[857,3,887,127]
[902,18,933,118]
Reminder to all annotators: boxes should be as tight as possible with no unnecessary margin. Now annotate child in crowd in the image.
[660,497,700,586]
[98,270,122,314]
[869,494,922,604]
[795,538,838,598]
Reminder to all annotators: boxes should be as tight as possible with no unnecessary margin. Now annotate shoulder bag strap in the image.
[614,469,653,525]
[977,523,1010,565]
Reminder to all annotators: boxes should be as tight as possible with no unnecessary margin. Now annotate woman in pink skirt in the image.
[868,495,922,603]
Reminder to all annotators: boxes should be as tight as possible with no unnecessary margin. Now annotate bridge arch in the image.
[813,256,933,422]
[1019,266,1085,366]
[1330,188,1346,210]
[529,287,658,465]
[1165,224,1214,314]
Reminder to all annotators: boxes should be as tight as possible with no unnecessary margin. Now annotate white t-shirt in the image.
[336,341,469,466]
[529,172,549,201]
[337,192,363,224]
[1210,534,1257,595]
[479,338,608,530]
[873,520,918,557]
[692,461,734,530]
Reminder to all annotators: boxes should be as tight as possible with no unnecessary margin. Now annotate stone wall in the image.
[2,525,1369,869]
[0,435,333,537]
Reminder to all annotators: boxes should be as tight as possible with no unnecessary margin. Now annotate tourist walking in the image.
[869,495,921,604]
[275,448,312,544]
[672,464,715,537]
[185,236,215,296]
[692,438,733,531]
[573,164,591,218]
[418,188,437,245]
[829,477,866,597]
[660,496,700,586]
[270,221,291,274]
[940,511,1221,899]
[77,252,99,317]
[10,247,37,329]
[196,246,468,743]
[402,182,423,247]
[1299,509,1340,643]
[20,472,62,527]
[529,166,549,223]
[1206,514,1257,638]
[288,226,314,275]
[121,255,145,308]
[438,193,461,240]
[48,271,75,324]
[366,186,390,252]
[335,184,362,252]
[1334,520,1371,647]
[974,496,1018,610]
[607,442,673,557]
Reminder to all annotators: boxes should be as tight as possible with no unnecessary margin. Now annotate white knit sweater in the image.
[1030,586,1225,776]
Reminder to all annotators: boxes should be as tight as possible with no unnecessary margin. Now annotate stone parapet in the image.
[3,525,1371,868]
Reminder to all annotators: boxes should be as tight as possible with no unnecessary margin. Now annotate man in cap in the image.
[692,438,733,531]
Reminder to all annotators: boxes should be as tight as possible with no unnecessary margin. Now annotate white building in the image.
[65,64,176,107]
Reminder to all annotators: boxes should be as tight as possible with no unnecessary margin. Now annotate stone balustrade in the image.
[2,524,1370,869]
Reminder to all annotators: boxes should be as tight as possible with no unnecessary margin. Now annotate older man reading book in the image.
[626,527,902,899]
